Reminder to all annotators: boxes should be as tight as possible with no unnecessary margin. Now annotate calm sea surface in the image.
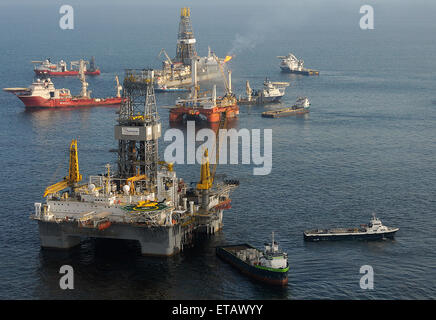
[0,2,435,299]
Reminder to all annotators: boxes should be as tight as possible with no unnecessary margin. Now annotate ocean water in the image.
[0,1,435,299]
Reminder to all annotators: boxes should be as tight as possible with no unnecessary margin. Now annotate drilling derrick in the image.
[115,69,161,191]
[176,7,197,65]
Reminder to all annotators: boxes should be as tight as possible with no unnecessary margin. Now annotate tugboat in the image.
[238,79,290,105]
[304,215,399,241]
[277,53,319,75]
[262,97,310,118]
[32,57,101,76]
[216,232,289,286]
[4,60,122,108]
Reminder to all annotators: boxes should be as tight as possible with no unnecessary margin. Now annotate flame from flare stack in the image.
[223,55,233,63]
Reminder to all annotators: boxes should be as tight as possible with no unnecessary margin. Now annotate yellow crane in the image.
[196,149,213,190]
[43,139,82,197]
[126,173,148,195]
[197,112,227,191]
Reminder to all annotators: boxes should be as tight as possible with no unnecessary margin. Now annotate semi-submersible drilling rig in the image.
[33,70,238,256]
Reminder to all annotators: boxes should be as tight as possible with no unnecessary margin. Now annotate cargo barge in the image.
[304,215,399,241]
[216,233,289,286]
[262,97,310,118]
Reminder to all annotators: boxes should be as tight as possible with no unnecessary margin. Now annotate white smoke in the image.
[228,33,265,56]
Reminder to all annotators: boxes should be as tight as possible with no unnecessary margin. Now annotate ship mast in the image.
[78,59,89,98]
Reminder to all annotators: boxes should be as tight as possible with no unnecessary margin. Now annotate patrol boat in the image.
[216,232,289,285]
[304,215,399,241]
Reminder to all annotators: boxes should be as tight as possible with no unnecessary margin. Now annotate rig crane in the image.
[43,139,82,197]
[158,48,173,65]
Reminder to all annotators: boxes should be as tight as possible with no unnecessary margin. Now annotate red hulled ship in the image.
[4,61,122,108]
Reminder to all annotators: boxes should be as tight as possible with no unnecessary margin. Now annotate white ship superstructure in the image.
[239,79,289,105]
[278,53,304,72]
[277,53,319,75]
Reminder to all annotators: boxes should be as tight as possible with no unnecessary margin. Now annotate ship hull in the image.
[216,245,288,286]
[34,70,101,76]
[304,230,398,241]
[238,96,283,105]
[17,95,122,108]
[280,66,319,75]
[262,108,309,118]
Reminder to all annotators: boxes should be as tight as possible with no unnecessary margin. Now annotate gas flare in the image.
[223,55,233,63]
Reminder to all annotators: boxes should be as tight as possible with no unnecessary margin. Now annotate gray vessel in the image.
[238,79,289,105]
[277,53,319,75]
[304,215,399,241]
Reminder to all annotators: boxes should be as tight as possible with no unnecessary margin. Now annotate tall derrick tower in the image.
[175,7,197,65]
[115,69,161,191]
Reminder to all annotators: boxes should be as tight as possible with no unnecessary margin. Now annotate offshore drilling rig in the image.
[154,7,230,92]
[32,69,238,256]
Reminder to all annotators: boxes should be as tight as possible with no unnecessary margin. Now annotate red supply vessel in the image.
[4,60,123,108]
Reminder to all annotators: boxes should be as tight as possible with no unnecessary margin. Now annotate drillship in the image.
[4,60,122,108]
[31,69,238,256]
[238,79,290,105]
[277,53,319,75]
[154,7,229,91]
[32,56,101,76]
